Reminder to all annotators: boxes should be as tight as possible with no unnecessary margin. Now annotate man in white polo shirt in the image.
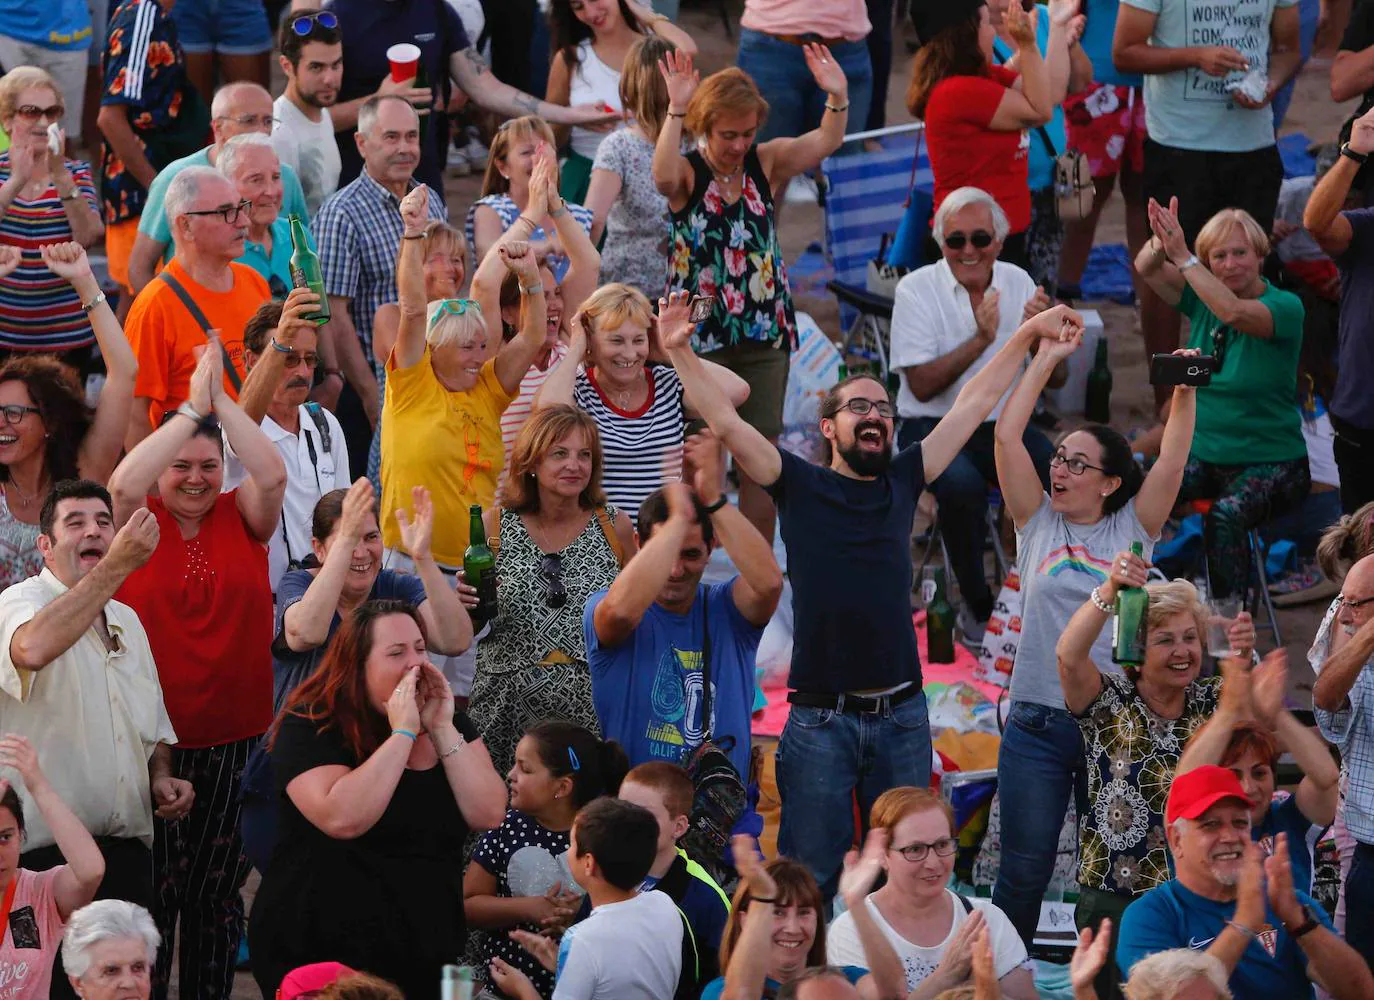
[229,287,350,596]
[889,186,1059,638]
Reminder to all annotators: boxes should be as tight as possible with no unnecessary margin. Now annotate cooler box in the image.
[1045,309,1104,415]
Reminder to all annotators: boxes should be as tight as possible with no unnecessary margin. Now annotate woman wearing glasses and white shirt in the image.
[988,332,1198,950]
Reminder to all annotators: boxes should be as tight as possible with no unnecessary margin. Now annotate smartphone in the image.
[688,294,715,323]
[1149,353,1218,387]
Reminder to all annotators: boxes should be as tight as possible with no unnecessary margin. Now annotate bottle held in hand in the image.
[288,215,330,325]
[1112,541,1149,666]
[464,504,498,629]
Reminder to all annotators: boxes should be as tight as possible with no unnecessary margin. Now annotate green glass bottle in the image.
[287,214,329,325]
[1112,541,1149,666]
[463,504,497,630]
[1084,336,1112,424]
[440,966,473,1000]
[924,567,956,664]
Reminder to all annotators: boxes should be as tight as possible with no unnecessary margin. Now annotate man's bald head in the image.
[211,82,275,144]
[1338,553,1374,634]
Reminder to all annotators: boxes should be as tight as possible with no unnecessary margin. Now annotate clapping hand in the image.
[1148,196,1191,264]
[1251,648,1289,728]
[0,245,20,280]
[659,49,700,112]
[837,828,888,912]
[488,958,541,1000]
[510,927,561,971]
[974,288,1001,343]
[933,908,986,985]
[395,485,436,562]
[1265,833,1305,927]
[39,242,92,283]
[1048,0,1086,42]
[684,429,724,508]
[970,925,1001,1000]
[731,833,777,903]
[803,43,847,100]
[528,144,557,220]
[188,335,225,415]
[1004,0,1038,46]
[1069,918,1111,996]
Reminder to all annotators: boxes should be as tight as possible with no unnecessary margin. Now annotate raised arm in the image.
[995,337,1063,528]
[395,486,474,655]
[217,390,288,545]
[1151,197,1275,336]
[626,0,698,54]
[1056,547,1149,715]
[989,2,1054,128]
[395,185,434,372]
[653,50,699,206]
[925,305,1082,485]
[593,481,695,647]
[1333,41,1374,101]
[661,291,781,487]
[1177,654,1254,775]
[1313,612,1374,711]
[756,44,848,190]
[1248,653,1341,827]
[1134,359,1198,537]
[40,244,137,484]
[1305,107,1374,256]
[281,478,374,652]
[684,430,782,627]
[532,310,583,411]
[449,47,622,129]
[584,167,623,245]
[238,287,320,425]
[492,242,549,396]
[1134,229,1187,307]
[543,165,600,316]
[720,837,779,1000]
[836,830,906,1000]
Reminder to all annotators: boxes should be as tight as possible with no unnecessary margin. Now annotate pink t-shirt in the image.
[0,868,65,1000]
[740,0,871,40]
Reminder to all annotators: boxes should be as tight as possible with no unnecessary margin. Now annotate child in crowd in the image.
[464,722,629,999]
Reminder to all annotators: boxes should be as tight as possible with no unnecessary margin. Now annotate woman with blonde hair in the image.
[1136,198,1310,602]
[1122,948,1231,1000]
[1055,559,1255,1000]
[585,34,679,295]
[467,404,634,773]
[466,117,594,274]
[535,286,747,517]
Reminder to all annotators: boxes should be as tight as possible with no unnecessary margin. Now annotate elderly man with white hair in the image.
[62,900,160,1000]
[216,132,319,297]
[122,165,271,449]
[126,81,312,295]
[888,185,1062,640]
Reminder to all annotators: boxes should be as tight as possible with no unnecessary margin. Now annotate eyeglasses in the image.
[182,199,252,226]
[0,404,41,425]
[289,10,339,34]
[1336,593,1374,611]
[281,351,321,370]
[215,113,279,130]
[832,398,895,419]
[891,837,958,863]
[540,553,567,609]
[1050,452,1104,476]
[429,298,478,330]
[15,104,65,124]
[944,230,994,251]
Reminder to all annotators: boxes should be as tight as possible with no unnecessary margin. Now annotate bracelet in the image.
[1089,587,1113,614]
[825,102,850,113]
[175,402,204,423]
[1178,254,1202,272]
[269,337,294,354]
[59,191,82,202]
[439,733,468,758]
[666,110,686,118]
[392,728,418,741]
[703,496,728,515]
[1226,921,1256,940]
[519,282,545,296]
[516,214,539,230]
[549,202,568,219]
[401,232,426,241]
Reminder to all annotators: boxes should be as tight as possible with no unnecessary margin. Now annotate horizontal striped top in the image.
[0,156,99,352]
[572,363,684,519]
[500,340,570,468]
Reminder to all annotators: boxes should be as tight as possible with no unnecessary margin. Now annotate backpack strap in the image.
[954,892,974,914]
[156,270,243,392]
[595,505,625,567]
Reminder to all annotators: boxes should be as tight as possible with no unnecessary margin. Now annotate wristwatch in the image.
[1341,142,1369,165]
[81,291,107,313]
[1177,254,1202,272]
[703,496,728,515]
[1285,904,1322,939]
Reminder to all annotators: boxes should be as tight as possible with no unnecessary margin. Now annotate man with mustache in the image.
[666,293,1083,906]
[1117,765,1371,1000]
[227,287,350,596]
[1313,552,1374,973]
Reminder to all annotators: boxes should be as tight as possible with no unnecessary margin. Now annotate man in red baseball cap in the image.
[1115,766,1372,1000]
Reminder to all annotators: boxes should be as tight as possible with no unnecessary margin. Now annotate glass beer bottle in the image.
[1112,541,1149,666]
[924,567,956,664]
[463,505,498,630]
[287,215,329,325]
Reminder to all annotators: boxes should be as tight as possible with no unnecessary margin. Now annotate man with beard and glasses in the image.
[229,288,350,597]
[1118,765,1372,1000]
[272,9,344,217]
[664,292,1085,906]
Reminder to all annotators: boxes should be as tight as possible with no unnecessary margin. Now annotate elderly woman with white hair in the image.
[889,185,1058,633]
[62,900,160,1000]
[215,132,318,298]
[1123,948,1231,1000]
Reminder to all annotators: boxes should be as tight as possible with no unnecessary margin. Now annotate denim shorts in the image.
[170,0,273,55]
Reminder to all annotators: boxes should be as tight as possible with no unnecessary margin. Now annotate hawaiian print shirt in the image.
[100,0,190,224]
[1076,671,1220,896]
[667,148,796,354]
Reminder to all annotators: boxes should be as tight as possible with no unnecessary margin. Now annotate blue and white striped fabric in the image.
[820,125,932,292]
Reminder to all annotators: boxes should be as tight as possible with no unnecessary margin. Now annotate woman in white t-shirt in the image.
[827,788,1035,999]
[0,736,105,1000]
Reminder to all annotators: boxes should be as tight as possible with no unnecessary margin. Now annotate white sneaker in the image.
[447,144,472,176]
[462,127,489,168]
[784,173,820,205]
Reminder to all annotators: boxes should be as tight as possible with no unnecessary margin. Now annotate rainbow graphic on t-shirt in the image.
[1036,544,1113,583]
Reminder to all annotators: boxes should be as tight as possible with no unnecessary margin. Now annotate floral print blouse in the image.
[667,148,796,354]
[1075,672,1220,896]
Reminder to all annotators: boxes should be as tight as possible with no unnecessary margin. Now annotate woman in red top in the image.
[110,339,286,1000]
[906,0,1063,269]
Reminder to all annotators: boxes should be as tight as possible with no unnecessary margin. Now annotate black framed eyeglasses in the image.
[944,230,994,251]
[540,554,567,609]
[833,398,895,419]
[1050,452,1104,476]
[0,404,41,425]
[183,199,252,226]
[290,10,339,34]
[891,837,958,863]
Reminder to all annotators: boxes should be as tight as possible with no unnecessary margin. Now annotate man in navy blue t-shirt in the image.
[662,287,1086,903]
[1118,766,1372,1000]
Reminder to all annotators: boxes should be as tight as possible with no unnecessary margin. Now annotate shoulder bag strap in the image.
[156,271,243,392]
[594,506,625,567]
[490,507,502,556]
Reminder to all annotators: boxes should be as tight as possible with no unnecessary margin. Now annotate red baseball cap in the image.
[276,962,355,1000]
[1166,765,1251,826]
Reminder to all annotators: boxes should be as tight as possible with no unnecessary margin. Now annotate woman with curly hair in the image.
[0,242,136,588]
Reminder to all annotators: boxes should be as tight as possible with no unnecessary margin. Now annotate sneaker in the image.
[462,126,489,168]
[957,605,988,645]
[447,144,472,176]
[1270,564,1340,607]
[784,173,820,205]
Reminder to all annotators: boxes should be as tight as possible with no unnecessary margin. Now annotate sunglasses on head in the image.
[944,230,994,251]
[289,10,339,35]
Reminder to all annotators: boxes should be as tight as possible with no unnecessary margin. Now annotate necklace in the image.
[4,474,47,507]
[526,511,588,553]
[701,148,741,186]
[605,370,648,410]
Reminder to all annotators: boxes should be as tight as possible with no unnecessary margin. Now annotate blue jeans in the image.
[776,691,932,907]
[899,418,1054,621]
[992,701,1088,947]
[736,28,873,147]
[1347,842,1374,970]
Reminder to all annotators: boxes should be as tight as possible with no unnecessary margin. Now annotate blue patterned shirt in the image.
[1316,663,1374,845]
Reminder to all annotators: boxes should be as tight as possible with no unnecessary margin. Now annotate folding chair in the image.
[819,123,932,380]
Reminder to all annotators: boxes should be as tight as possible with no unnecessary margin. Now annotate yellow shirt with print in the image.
[381,350,514,567]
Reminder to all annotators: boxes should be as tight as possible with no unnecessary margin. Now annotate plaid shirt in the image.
[1317,663,1374,845]
[314,169,447,360]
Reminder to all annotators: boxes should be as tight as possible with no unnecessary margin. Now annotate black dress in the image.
[248,711,478,999]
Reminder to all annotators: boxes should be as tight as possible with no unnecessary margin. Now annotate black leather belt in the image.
[787,685,919,714]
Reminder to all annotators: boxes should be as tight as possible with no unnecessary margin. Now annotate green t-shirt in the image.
[1177,280,1306,464]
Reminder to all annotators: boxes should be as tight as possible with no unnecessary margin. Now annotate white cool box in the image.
[1045,308,1104,415]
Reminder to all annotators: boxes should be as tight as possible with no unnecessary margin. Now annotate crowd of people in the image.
[0,0,1373,998]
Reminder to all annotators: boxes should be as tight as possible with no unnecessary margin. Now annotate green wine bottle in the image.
[463,504,497,630]
[287,214,329,325]
[924,567,956,664]
[1084,336,1112,424]
[1112,541,1149,666]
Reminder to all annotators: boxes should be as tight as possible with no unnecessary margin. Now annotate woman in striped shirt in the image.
[0,67,105,365]
[535,284,747,518]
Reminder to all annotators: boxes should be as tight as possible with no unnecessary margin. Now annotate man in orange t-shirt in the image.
[123,165,270,448]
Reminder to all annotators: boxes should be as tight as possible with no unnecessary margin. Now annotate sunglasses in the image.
[183,199,252,226]
[289,10,339,34]
[14,104,65,124]
[540,553,567,609]
[944,230,995,251]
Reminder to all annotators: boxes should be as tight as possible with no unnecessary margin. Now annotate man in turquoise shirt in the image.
[126,80,310,295]
[211,132,317,296]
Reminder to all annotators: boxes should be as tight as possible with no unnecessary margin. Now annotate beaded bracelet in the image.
[1088,587,1113,614]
